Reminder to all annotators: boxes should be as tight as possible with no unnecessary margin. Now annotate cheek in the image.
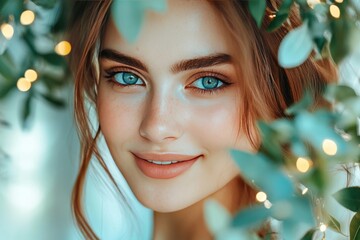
[188,100,241,149]
[97,87,142,144]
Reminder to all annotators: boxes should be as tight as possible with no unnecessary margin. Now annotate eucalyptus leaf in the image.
[285,91,313,115]
[232,204,271,228]
[0,81,16,99]
[300,228,317,240]
[204,199,231,235]
[111,0,166,42]
[333,187,360,212]
[325,84,357,102]
[22,93,32,129]
[248,0,266,27]
[39,93,66,108]
[31,0,57,9]
[230,150,294,201]
[327,214,342,234]
[267,14,289,32]
[278,21,313,68]
[267,0,294,32]
[350,212,360,240]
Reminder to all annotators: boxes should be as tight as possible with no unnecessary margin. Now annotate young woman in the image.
[68,0,337,239]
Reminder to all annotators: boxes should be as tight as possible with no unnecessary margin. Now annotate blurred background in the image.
[0,0,359,240]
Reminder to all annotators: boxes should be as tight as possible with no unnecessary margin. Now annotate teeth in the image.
[146,160,179,165]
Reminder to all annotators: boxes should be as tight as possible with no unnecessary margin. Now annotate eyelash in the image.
[103,67,231,95]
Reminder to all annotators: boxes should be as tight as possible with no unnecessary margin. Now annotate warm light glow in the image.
[269,14,276,19]
[54,40,71,56]
[296,157,312,173]
[24,69,38,82]
[264,200,272,209]
[330,5,341,18]
[335,0,343,3]
[1,23,14,40]
[307,0,321,8]
[319,223,327,232]
[20,10,35,25]
[302,187,309,195]
[322,139,337,156]
[17,77,31,92]
[256,191,267,202]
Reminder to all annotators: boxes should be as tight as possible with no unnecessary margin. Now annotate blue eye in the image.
[192,76,224,90]
[113,72,143,85]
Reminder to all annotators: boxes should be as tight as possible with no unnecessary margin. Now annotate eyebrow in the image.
[100,49,232,73]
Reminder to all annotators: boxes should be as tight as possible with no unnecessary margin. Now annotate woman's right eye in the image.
[112,71,144,86]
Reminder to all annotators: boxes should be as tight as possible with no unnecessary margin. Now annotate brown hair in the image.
[68,0,337,239]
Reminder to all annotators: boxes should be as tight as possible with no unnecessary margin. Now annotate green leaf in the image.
[300,228,317,240]
[249,0,266,27]
[350,212,360,240]
[111,0,167,42]
[278,21,313,68]
[204,199,231,235]
[0,81,16,99]
[22,93,32,129]
[0,52,16,81]
[333,187,360,212]
[325,84,357,102]
[30,0,57,9]
[267,0,294,32]
[329,18,354,64]
[232,204,271,228]
[285,91,313,115]
[39,93,66,108]
[230,149,294,201]
[267,13,289,32]
[327,214,342,233]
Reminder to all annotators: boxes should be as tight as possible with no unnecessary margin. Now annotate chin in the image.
[135,191,201,213]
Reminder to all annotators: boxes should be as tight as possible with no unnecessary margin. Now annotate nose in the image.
[139,92,183,144]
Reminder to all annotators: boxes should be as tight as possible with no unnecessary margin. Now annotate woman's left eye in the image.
[191,76,225,90]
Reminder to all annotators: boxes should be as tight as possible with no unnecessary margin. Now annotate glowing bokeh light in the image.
[319,223,327,232]
[296,157,312,173]
[330,5,341,18]
[1,23,14,39]
[17,77,31,92]
[25,69,38,82]
[54,40,71,56]
[256,191,267,202]
[20,10,36,25]
[322,139,337,156]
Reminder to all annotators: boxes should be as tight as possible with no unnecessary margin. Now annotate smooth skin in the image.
[98,0,255,239]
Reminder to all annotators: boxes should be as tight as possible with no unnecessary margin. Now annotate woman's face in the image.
[98,0,253,212]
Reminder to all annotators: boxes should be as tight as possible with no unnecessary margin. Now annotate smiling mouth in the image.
[132,153,201,179]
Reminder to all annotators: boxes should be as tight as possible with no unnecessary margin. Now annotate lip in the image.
[133,152,201,179]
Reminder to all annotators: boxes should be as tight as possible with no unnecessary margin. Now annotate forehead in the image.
[102,0,236,67]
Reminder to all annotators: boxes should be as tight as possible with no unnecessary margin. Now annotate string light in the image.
[335,0,343,3]
[330,5,341,18]
[269,14,276,19]
[319,223,327,232]
[296,157,312,173]
[17,77,31,92]
[256,191,267,202]
[24,69,38,82]
[322,139,337,156]
[1,23,14,40]
[54,40,71,56]
[20,10,35,25]
[264,200,272,209]
[302,187,309,195]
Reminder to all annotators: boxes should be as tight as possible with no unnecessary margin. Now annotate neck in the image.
[152,177,255,240]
